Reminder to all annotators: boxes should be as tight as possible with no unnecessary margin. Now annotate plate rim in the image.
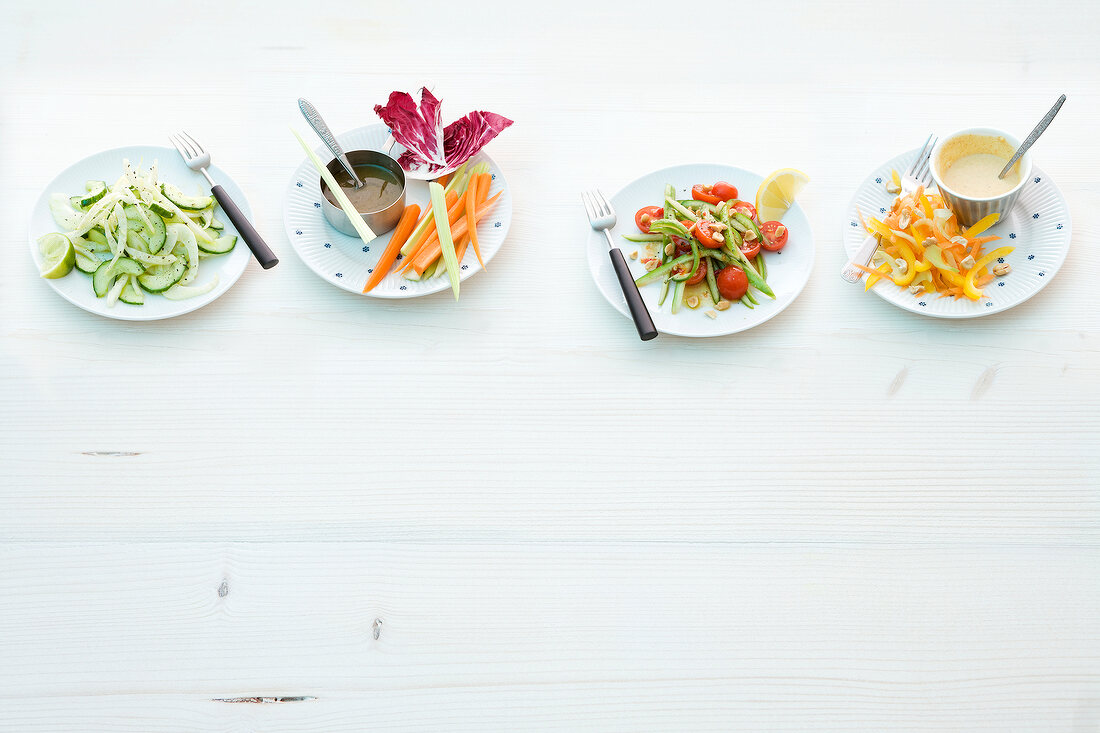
[27,144,252,322]
[843,151,1072,319]
[587,162,816,338]
[282,123,513,299]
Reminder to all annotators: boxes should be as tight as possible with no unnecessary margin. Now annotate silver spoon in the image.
[999,94,1066,179]
[298,98,364,189]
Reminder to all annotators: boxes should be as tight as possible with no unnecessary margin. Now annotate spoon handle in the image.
[298,98,364,187]
[999,94,1066,179]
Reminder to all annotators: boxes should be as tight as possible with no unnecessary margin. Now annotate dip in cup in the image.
[930,128,1032,227]
[320,149,406,237]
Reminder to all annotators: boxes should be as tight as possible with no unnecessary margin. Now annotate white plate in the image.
[844,150,1072,318]
[28,145,252,321]
[283,124,512,298]
[586,164,814,338]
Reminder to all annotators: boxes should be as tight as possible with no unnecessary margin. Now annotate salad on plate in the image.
[35,160,236,307]
[624,173,804,317]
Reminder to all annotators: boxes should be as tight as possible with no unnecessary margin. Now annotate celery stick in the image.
[442,162,468,197]
[429,182,459,299]
[292,129,376,244]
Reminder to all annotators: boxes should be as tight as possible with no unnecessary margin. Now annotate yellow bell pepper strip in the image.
[890,239,917,287]
[865,264,892,290]
[963,213,1000,239]
[963,246,1014,300]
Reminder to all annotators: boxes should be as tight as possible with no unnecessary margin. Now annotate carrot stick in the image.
[466,174,485,269]
[403,191,457,262]
[402,191,467,269]
[363,204,420,293]
[477,171,490,202]
[408,192,502,275]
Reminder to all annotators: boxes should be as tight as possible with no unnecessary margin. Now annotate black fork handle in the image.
[609,247,658,341]
[211,185,279,270]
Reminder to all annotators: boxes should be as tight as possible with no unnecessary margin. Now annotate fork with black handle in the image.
[169,131,279,269]
[583,189,658,341]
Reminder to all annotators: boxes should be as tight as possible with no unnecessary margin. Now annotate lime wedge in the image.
[38,232,76,279]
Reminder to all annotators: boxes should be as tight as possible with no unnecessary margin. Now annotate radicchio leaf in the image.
[374,88,513,174]
[374,88,446,170]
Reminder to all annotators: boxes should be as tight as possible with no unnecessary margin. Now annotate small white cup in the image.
[930,127,1032,228]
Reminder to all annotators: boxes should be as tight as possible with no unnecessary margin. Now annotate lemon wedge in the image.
[38,232,76,279]
[755,168,810,222]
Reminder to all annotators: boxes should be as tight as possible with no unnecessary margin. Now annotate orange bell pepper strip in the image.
[363,204,420,293]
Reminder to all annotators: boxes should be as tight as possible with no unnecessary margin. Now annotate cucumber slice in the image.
[69,195,88,210]
[161,183,213,211]
[75,250,105,274]
[92,257,144,297]
[208,217,224,231]
[126,229,151,253]
[137,259,186,293]
[81,180,107,207]
[198,234,236,255]
[86,227,110,250]
[119,277,145,305]
[149,202,175,219]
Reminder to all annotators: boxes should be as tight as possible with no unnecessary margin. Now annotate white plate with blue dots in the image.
[844,149,1071,318]
[283,123,512,298]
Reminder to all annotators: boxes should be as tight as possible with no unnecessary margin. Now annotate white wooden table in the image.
[3,1,1098,729]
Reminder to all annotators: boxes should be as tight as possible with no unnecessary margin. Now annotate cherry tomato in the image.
[739,239,761,259]
[685,258,707,285]
[694,220,724,249]
[672,220,695,254]
[730,201,757,220]
[716,266,749,301]
[691,184,722,205]
[634,206,663,234]
[760,221,789,251]
[710,181,739,201]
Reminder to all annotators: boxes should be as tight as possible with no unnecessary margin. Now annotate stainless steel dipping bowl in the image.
[320,149,406,237]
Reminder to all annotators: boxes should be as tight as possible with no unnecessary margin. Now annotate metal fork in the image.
[582,189,657,341]
[169,131,279,269]
[841,134,937,283]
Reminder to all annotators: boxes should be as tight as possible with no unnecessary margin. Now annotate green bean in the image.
[622,233,664,243]
[756,253,768,280]
[635,253,692,286]
[745,289,759,305]
[670,280,686,314]
[705,256,720,303]
[734,213,765,245]
[718,210,774,297]
[664,198,699,222]
[740,295,754,309]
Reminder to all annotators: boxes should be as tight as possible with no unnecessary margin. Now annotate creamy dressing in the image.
[941,153,1019,198]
